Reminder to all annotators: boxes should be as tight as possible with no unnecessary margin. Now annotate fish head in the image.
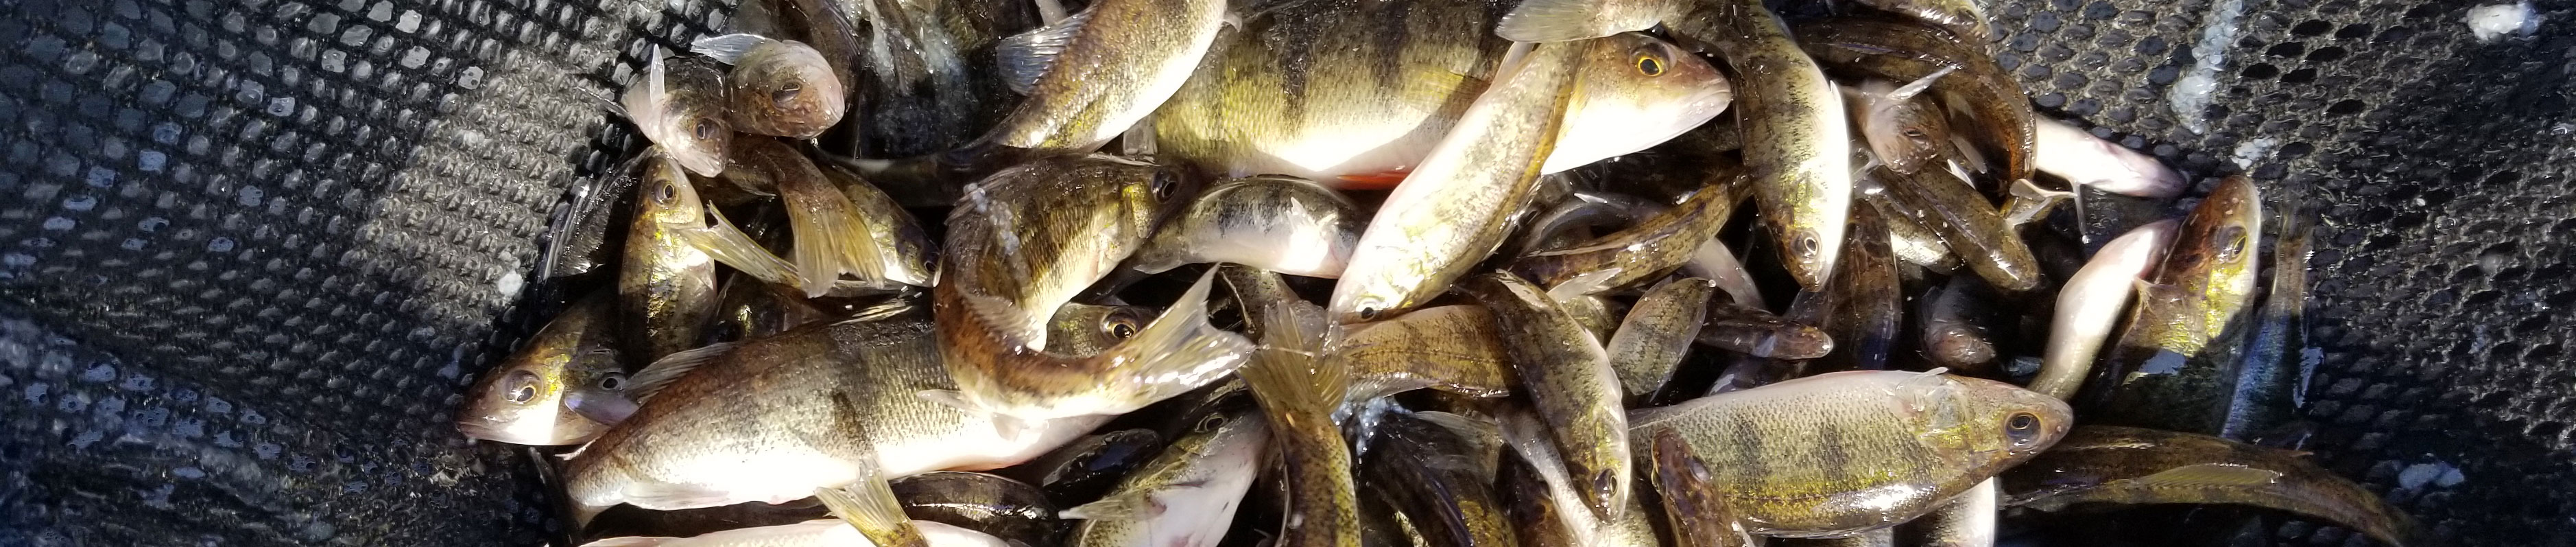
[1776,222,1833,289]
[1045,302,1152,356]
[2161,176,2263,305]
[630,57,735,176]
[457,345,617,446]
[638,154,709,229]
[732,40,848,139]
[1942,375,2076,464]
[1859,80,1952,174]
[1545,32,1735,173]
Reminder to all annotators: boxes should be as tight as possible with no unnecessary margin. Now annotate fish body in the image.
[1900,478,1996,547]
[831,0,1033,157]
[1511,170,1748,294]
[2090,176,2263,434]
[622,155,723,362]
[818,162,940,288]
[1609,277,1717,401]
[2001,426,2417,547]
[1811,205,1900,373]
[1497,411,1660,546]
[1466,272,1632,523]
[622,55,737,176]
[887,472,1064,547]
[934,155,1254,420]
[1130,175,1364,278]
[2032,220,2175,400]
[1918,275,2001,374]
[1007,428,1166,505]
[1680,0,1855,290]
[1698,301,1835,360]
[459,291,630,445]
[578,520,1007,547]
[563,315,1108,520]
[1647,428,1755,547]
[1855,0,1994,41]
[1330,305,1516,404]
[1364,410,1520,547]
[953,0,1229,166]
[1855,77,1957,175]
[1236,295,1361,547]
[1630,370,2072,537]
[1863,166,2041,293]
[1066,408,1269,547]
[1795,18,2033,184]
[2220,208,2311,441]
[2033,118,2184,198]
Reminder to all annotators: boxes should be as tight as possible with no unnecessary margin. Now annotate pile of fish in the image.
[459,0,2417,544]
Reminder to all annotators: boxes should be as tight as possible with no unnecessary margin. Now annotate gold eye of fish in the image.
[770,83,802,105]
[2216,226,2250,261]
[1635,55,1665,77]
[501,370,542,404]
[2004,412,2042,447]
[1149,170,1180,201]
[1789,233,1822,256]
[1104,313,1143,340]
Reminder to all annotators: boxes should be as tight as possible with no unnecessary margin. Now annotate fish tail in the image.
[1102,270,1258,408]
[1239,298,1345,422]
[778,171,887,297]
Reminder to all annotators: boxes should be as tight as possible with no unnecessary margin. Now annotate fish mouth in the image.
[456,417,582,446]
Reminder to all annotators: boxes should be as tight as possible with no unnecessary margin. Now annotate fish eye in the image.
[501,370,542,404]
[1791,233,1822,256]
[770,83,802,105]
[2005,412,2042,447]
[1355,304,1384,322]
[692,118,720,141]
[652,181,677,205]
[2216,227,2249,261]
[1636,55,1665,77]
[1104,312,1143,340]
[1149,170,1180,201]
[1903,128,1927,139]
[597,373,628,392]
[1195,413,1226,432]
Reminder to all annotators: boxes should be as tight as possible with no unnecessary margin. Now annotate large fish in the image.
[1630,370,2071,537]
[2001,426,2418,547]
[933,155,1254,421]
[457,291,630,445]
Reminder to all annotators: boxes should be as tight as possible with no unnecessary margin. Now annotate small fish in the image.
[1362,410,1519,547]
[1496,410,1660,546]
[886,472,1063,547]
[457,291,630,445]
[563,314,1111,521]
[947,0,1230,168]
[1065,408,1269,547]
[1002,428,1165,506]
[1463,272,1632,524]
[1041,303,1153,358]
[1899,478,1996,547]
[706,272,830,345]
[621,53,736,176]
[577,519,1009,547]
[1855,0,1995,42]
[721,137,904,298]
[1630,370,2072,537]
[621,154,722,362]
[1868,189,1964,273]
[828,0,1028,158]
[2001,426,2418,547]
[1811,205,1900,373]
[1236,295,1361,547]
[1855,73,1959,175]
[1130,175,1364,278]
[1698,300,1835,360]
[933,155,1254,421]
[1695,0,1855,290]
[2088,176,2263,434]
[1327,40,1592,323]
[1609,277,1716,403]
[2034,118,2185,198]
[1796,18,2034,184]
[1646,428,1755,547]
[1511,191,1663,259]
[1511,170,1750,294]
[2031,220,2176,400]
[1918,275,2002,374]
[2220,206,2312,441]
[1328,305,1516,405]
[693,34,850,139]
[1776,529,1896,547]
[1863,166,2042,293]
[818,161,939,288]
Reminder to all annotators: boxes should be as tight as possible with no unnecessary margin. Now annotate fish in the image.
[457,290,631,445]
[932,155,1254,421]
[562,313,1111,521]
[1362,410,1519,547]
[1698,300,1836,360]
[824,0,1034,159]
[945,0,1230,170]
[1001,428,1166,506]
[621,154,722,362]
[1900,478,1996,547]
[1856,0,1995,42]
[577,519,1009,547]
[1687,0,1855,291]
[692,34,850,139]
[2031,220,2176,401]
[620,53,736,176]
[2087,176,2263,434]
[818,161,940,288]
[1795,18,2034,184]
[706,272,830,345]
[1510,191,1663,259]
[1040,303,1153,358]
[1645,428,1755,547]
[1463,271,1632,524]
[1810,204,1900,373]
[1510,170,1749,294]
[1130,175,1365,278]
[1235,294,1361,547]
[1863,165,2042,293]
[1154,0,1731,189]
[1064,407,1269,547]
[1629,370,2073,537]
[1918,275,2001,374]
[2219,206,2311,441]
[1496,410,1660,546]
[1853,73,1958,175]
[1326,40,1588,323]
[2000,426,2418,547]
[2034,118,2185,198]
[1608,277,1716,403]
[886,472,1064,547]
[721,137,903,298]
[1328,305,1516,405]
[1869,189,1963,273]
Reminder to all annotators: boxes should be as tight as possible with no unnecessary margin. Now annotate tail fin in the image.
[1237,284,1344,423]
[815,474,927,547]
[778,170,889,297]
[1100,270,1259,413]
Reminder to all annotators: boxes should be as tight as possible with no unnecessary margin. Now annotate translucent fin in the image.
[780,173,887,298]
[1237,291,1341,423]
[1034,0,1069,23]
[1495,0,1647,43]
[1060,491,1165,520]
[680,206,804,288]
[1106,270,1260,411]
[997,8,1093,95]
[2133,464,2286,487]
[563,388,639,425]
[1887,65,1957,102]
[627,342,738,404]
[577,537,674,547]
[816,472,929,547]
[1545,267,1627,298]
[690,33,770,65]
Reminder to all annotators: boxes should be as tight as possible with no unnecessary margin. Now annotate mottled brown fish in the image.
[693,34,850,139]
[1130,175,1364,278]
[620,54,735,176]
[946,0,1230,167]
[2001,426,2417,547]
[2088,176,2262,433]
[1796,18,2034,184]
[458,290,630,445]
[1464,272,1632,524]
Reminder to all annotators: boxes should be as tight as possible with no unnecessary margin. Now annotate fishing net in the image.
[0,0,2565,544]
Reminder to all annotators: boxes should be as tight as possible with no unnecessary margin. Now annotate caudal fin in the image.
[778,170,889,297]
[1098,270,1258,414]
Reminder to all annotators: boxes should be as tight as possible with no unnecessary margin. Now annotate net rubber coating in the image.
[0,0,2568,545]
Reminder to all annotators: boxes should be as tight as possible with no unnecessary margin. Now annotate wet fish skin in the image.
[2033,117,2184,198]
[701,36,850,139]
[1680,0,1855,291]
[1464,272,1632,524]
[1855,78,1957,175]
[1042,303,1153,358]
[1697,301,1835,360]
[1329,305,1516,404]
[2001,426,2418,547]
[887,472,1063,547]
[1364,410,1521,547]
[1631,370,2072,537]
[2220,207,2311,441]
[1811,204,1900,373]
[1511,191,1663,259]
[1795,18,2034,184]
[621,155,721,362]
[1236,294,1361,547]
[1496,410,1660,546]
[1004,428,1165,507]
[1900,478,1996,547]
[1856,0,1994,42]
[1511,170,1749,294]
[1327,40,1586,324]
[952,0,1229,167]
[818,161,940,288]
[2089,176,2263,434]
[1131,175,1365,278]
[1646,428,1754,547]
[2032,220,2175,401]
[576,519,1008,547]
[1919,275,2001,374]
[458,291,630,445]
[621,55,736,177]
[563,314,1110,521]
[1864,166,2042,293]
[705,270,828,345]
[934,155,1254,421]
[1066,408,1268,547]
[1609,277,1716,402]
[1867,189,1963,273]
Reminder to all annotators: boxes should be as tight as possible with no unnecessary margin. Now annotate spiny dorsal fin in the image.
[627,342,739,404]
[997,8,1094,95]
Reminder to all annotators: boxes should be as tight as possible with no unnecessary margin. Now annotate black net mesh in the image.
[0,0,2567,544]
